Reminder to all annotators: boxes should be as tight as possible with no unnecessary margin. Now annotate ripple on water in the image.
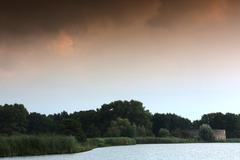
[2,143,240,160]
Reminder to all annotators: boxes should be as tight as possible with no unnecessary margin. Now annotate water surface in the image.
[2,143,240,160]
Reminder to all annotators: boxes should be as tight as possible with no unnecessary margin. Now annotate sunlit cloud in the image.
[49,31,75,56]
[193,0,227,24]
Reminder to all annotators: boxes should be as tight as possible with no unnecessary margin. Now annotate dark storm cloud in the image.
[148,0,207,27]
[0,0,156,35]
[0,0,158,70]
[148,0,240,27]
[2,0,240,35]
[148,0,218,27]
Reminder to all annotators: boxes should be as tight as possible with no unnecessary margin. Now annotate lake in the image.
[2,143,240,160]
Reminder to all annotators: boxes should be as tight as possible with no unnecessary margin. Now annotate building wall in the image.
[184,129,226,141]
[213,130,226,141]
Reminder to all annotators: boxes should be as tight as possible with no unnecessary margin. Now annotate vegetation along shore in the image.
[1,100,240,157]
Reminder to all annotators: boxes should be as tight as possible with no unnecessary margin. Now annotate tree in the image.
[98,100,153,135]
[0,104,29,134]
[200,113,225,129]
[106,118,135,137]
[135,125,147,137]
[59,119,86,142]
[152,113,192,136]
[158,128,170,137]
[172,128,193,138]
[70,110,101,138]
[199,124,215,142]
[194,113,240,138]
[49,112,87,141]
[224,113,240,138]
[27,113,55,134]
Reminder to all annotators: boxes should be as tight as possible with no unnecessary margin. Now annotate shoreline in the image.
[1,136,238,158]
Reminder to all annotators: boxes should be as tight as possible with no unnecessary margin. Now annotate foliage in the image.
[135,125,147,137]
[0,104,28,134]
[135,137,195,144]
[226,138,240,143]
[105,118,135,137]
[71,110,101,138]
[158,128,170,137]
[4,101,240,157]
[102,137,136,146]
[152,113,192,136]
[0,101,153,139]
[198,124,215,142]
[79,137,136,152]
[2,100,240,143]
[98,100,152,135]
[172,129,194,138]
[27,112,55,134]
[0,135,80,157]
[193,113,240,138]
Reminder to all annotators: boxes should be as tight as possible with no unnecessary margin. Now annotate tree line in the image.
[0,100,240,141]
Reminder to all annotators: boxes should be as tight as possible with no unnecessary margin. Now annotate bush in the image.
[135,137,194,144]
[135,125,147,137]
[0,135,80,157]
[105,118,136,137]
[103,137,136,146]
[87,137,136,146]
[226,138,240,143]
[172,129,194,138]
[158,128,170,137]
[199,124,215,142]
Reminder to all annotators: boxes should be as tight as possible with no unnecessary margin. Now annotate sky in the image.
[1,0,240,120]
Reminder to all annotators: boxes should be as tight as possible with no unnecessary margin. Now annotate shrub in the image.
[135,137,194,144]
[172,129,194,138]
[105,118,135,137]
[199,124,215,142]
[103,137,136,146]
[158,128,170,137]
[135,125,147,137]
[0,135,80,157]
[85,137,136,148]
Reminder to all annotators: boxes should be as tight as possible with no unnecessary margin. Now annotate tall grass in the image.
[83,137,136,148]
[0,136,197,157]
[0,135,80,157]
[135,137,196,144]
[225,138,240,143]
[103,137,136,146]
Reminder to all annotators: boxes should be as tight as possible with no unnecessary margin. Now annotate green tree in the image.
[98,100,152,135]
[158,128,170,137]
[136,125,147,137]
[152,113,192,136]
[194,113,240,138]
[0,104,29,134]
[59,119,86,141]
[70,110,101,138]
[199,124,215,142]
[27,113,55,134]
[106,118,135,137]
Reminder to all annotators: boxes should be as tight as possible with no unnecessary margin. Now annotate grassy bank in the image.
[78,137,194,152]
[135,137,196,144]
[225,138,240,143]
[0,135,80,157]
[78,137,136,152]
[0,136,137,157]
[0,135,222,157]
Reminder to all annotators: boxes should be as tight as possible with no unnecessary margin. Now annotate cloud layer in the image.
[1,0,240,70]
[1,0,240,34]
[0,0,157,35]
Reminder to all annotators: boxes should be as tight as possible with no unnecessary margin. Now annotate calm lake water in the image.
[2,143,240,160]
